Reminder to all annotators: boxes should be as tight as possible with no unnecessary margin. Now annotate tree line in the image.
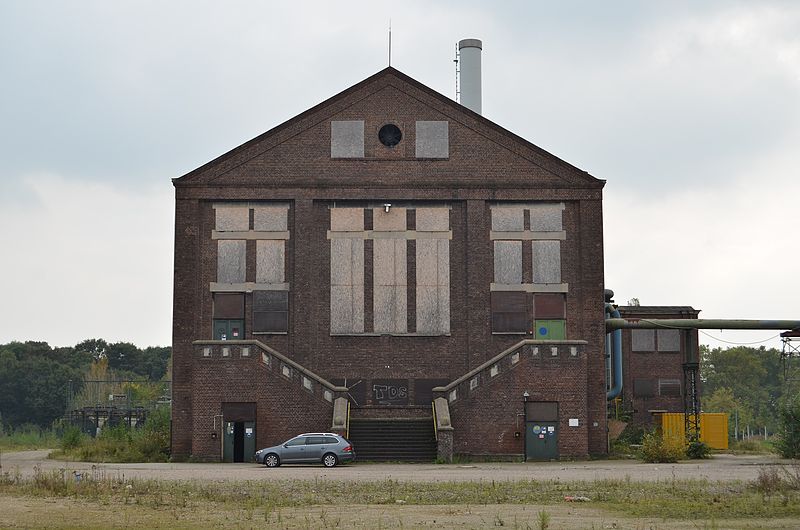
[0,339,170,431]
[701,345,799,437]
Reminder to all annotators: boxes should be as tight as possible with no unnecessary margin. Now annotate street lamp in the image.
[523,391,530,461]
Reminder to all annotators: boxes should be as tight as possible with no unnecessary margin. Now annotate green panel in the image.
[214,319,245,340]
[223,421,235,463]
[243,421,256,462]
[526,421,558,460]
[534,320,565,340]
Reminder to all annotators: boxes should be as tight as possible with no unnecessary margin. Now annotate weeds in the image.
[52,407,170,463]
[639,431,685,463]
[686,441,711,460]
[0,424,60,451]
[537,509,550,529]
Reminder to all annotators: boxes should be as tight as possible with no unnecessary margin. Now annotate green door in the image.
[223,420,256,462]
[243,421,256,462]
[526,421,559,460]
[223,421,235,462]
[214,319,244,340]
[534,320,565,340]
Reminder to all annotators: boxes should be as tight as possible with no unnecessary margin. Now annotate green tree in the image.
[703,386,753,437]
[701,346,782,431]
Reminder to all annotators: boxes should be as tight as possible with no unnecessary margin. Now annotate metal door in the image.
[223,421,235,462]
[526,421,558,460]
[243,421,256,461]
[214,319,244,340]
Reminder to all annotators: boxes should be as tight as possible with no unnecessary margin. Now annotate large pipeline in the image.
[606,319,800,331]
[605,304,623,400]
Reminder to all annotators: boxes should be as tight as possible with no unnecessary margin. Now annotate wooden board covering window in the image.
[214,293,244,319]
[633,379,655,398]
[491,291,528,333]
[253,291,288,332]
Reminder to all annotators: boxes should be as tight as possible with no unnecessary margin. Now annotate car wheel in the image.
[322,453,338,468]
[264,453,280,468]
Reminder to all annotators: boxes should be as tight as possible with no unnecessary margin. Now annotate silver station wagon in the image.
[255,433,355,467]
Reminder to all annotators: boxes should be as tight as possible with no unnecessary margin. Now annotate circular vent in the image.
[378,124,402,147]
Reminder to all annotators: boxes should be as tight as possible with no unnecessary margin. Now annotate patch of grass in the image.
[51,407,170,463]
[728,439,776,455]
[639,431,685,463]
[0,424,59,451]
[2,467,800,521]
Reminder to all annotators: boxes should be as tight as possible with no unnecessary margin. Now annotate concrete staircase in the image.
[348,418,437,462]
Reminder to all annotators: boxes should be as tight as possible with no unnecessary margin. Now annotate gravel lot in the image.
[1,450,792,483]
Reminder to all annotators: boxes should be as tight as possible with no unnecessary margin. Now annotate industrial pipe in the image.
[605,303,623,400]
[606,319,800,331]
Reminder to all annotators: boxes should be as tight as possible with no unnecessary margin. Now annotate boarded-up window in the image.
[217,240,246,283]
[525,401,558,421]
[214,293,244,319]
[491,207,524,231]
[256,240,285,284]
[330,208,365,334]
[215,206,249,231]
[253,291,288,333]
[253,206,287,231]
[416,208,450,335]
[657,329,681,352]
[415,121,449,158]
[528,203,563,231]
[373,207,407,334]
[659,379,682,397]
[331,121,364,158]
[491,291,528,333]
[631,329,655,352]
[532,240,561,284]
[534,294,566,319]
[633,379,655,397]
[494,241,522,284]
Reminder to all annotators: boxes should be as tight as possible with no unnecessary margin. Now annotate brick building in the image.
[615,306,700,425]
[172,65,608,462]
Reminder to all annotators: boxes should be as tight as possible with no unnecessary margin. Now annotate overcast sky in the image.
[1,1,798,350]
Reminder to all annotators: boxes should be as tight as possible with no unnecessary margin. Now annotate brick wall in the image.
[172,68,608,459]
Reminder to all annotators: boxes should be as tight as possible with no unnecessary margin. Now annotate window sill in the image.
[253,332,288,335]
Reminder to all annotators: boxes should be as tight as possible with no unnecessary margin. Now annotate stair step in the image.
[348,416,437,462]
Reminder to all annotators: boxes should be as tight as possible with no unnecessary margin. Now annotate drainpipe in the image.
[605,303,623,400]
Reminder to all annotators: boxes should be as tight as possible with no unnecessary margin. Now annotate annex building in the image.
[172,57,612,462]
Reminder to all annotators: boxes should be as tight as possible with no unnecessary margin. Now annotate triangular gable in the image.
[174,67,604,189]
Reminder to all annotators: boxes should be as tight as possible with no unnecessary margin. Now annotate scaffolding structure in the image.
[781,331,800,381]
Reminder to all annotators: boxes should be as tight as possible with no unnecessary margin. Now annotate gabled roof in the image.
[174,67,605,189]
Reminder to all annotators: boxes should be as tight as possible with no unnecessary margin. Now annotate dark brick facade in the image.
[616,306,700,425]
[172,68,607,460]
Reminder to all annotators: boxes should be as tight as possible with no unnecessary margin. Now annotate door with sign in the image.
[526,421,558,460]
[525,401,559,460]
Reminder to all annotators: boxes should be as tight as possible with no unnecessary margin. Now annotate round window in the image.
[378,124,402,147]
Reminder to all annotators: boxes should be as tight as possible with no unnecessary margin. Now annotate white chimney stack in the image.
[458,39,482,115]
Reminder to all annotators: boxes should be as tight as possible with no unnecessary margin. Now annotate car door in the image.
[281,436,308,463]
[304,436,326,462]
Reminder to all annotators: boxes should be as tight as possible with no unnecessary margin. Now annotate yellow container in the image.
[658,412,729,450]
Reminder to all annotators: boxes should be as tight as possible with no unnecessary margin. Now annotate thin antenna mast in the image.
[454,42,460,102]
[388,20,392,66]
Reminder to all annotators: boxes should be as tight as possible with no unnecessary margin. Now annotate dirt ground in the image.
[2,494,799,529]
[0,450,792,483]
[2,451,799,529]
